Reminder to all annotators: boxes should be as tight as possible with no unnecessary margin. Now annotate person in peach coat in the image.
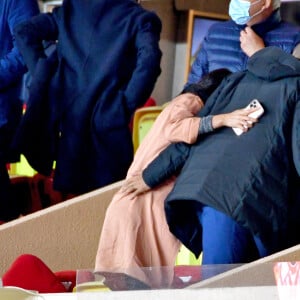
[94,69,258,288]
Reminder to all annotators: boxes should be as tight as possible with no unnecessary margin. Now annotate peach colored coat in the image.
[95,93,203,287]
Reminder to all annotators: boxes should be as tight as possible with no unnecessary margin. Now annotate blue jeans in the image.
[197,205,269,264]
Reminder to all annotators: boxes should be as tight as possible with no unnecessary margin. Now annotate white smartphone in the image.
[233,99,264,136]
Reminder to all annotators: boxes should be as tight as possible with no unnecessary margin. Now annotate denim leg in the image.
[197,205,259,264]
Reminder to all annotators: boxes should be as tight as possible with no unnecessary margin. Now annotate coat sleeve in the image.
[0,0,39,90]
[162,95,202,144]
[292,99,300,176]
[13,12,58,74]
[142,142,191,188]
[124,12,162,115]
[185,36,209,86]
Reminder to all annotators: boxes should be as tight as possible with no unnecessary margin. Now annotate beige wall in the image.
[141,0,178,104]
[0,181,121,275]
[191,245,300,288]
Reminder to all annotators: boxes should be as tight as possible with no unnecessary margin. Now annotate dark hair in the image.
[181,68,232,103]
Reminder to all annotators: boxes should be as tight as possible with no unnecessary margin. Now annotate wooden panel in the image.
[175,0,230,15]
[185,9,229,80]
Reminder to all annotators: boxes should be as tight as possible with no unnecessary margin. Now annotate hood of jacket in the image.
[247,46,300,81]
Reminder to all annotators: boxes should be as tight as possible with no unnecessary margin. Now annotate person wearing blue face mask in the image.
[186,0,300,85]
[229,0,265,25]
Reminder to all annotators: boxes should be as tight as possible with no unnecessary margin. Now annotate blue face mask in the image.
[229,0,262,25]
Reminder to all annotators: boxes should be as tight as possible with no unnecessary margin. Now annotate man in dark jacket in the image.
[13,0,162,195]
[132,47,300,264]
[187,0,300,85]
[0,0,39,223]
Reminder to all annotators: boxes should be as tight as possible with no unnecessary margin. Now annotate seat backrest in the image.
[132,106,163,153]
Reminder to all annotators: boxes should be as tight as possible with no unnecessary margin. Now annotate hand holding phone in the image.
[233,99,264,136]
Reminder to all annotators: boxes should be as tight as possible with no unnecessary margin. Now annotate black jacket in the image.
[143,47,300,257]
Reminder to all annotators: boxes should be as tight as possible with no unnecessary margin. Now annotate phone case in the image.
[233,99,264,136]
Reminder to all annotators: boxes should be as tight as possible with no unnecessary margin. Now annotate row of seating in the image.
[10,173,64,216]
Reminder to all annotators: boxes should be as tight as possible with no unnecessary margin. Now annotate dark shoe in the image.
[94,271,151,291]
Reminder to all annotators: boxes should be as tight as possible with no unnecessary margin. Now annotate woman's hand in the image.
[212,107,259,133]
[120,172,150,200]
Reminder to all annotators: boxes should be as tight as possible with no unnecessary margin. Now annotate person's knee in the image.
[105,195,141,224]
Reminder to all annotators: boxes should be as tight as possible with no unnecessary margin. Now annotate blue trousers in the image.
[197,205,269,264]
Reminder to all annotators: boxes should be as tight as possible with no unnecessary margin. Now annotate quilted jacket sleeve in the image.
[142,142,191,188]
[185,36,209,86]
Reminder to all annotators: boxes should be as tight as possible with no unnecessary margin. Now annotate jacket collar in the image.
[234,9,281,37]
[247,47,300,81]
[251,9,281,37]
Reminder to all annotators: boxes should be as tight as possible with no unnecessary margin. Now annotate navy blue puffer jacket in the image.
[187,9,300,85]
